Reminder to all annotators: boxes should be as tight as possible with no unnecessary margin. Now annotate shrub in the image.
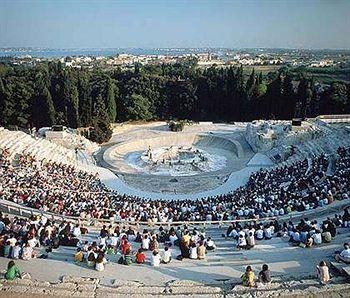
[168,120,186,132]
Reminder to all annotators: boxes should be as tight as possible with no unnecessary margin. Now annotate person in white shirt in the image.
[312,230,322,245]
[72,224,81,238]
[142,235,150,250]
[336,243,350,263]
[264,227,272,240]
[169,232,178,247]
[7,235,17,247]
[162,247,172,264]
[151,250,161,267]
[189,243,198,259]
[11,243,21,259]
[206,237,216,251]
[27,237,38,248]
[290,230,301,244]
[109,234,119,248]
[99,236,107,248]
[238,230,245,238]
[229,229,238,239]
[256,228,264,240]
[95,253,107,271]
[237,234,247,250]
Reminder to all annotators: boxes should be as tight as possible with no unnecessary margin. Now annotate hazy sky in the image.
[1,0,349,49]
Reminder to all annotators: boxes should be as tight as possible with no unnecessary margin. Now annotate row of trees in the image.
[0,61,349,142]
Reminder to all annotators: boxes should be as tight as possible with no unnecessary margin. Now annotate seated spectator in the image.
[179,238,190,259]
[87,251,96,268]
[105,245,115,255]
[127,227,136,242]
[237,234,247,250]
[142,235,150,251]
[312,230,322,245]
[100,225,109,238]
[98,235,107,249]
[205,237,216,251]
[264,226,273,240]
[342,207,350,228]
[316,261,330,285]
[169,230,178,247]
[149,235,159,251]
[3,241,11,258]
[121,238,132,255]
[258,264,272,285]
[123,248,133,265]
[74,247,84,263]
[95,253,107,271]
[246,232,255,249]
[151,250,161,267]
[5,261,21,280]
[22,243,36,260]
[197,242,206,260]
[306,236,314,248]
[335,243,350,264]
[290,229,301,245]
[256,227,264,240]
[241,266,255,287]
[80,241,89,252]
[72,224,81,238]
[189,242,198,259]
[182,231,191,247]
[322,230,332,243]
[11,242,21,259]
[136,248,146,264]
[109,233,119,249]
[162,246,172,264]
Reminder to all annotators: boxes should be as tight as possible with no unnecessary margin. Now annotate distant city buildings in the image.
[1,48,349,70]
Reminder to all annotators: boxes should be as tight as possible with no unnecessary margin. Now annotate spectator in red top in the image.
[121,238,131,255]
[136,248,146,264]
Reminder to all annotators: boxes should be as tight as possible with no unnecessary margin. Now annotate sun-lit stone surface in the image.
[125,145,227,176]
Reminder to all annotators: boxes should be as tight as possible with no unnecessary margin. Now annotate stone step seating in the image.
[330,261,350,279]
[0,131,23,148]
[2,264,350,298]
[0,277,225,298]
[0,128,98,173]
[265,148,282,163]
[42,224,350,270]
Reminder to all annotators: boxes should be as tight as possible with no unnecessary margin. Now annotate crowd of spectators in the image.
[224,207,350,249]
[0,211,86,261]
[0,209,218,272]
[1,146,349,224]
[71,224,218,271]
[1,143,350,291]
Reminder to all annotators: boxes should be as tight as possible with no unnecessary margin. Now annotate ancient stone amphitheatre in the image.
[100,123,250,196]
[1,116,350,297]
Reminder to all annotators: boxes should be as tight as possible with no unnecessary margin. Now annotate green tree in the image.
[66,85,80,128]
[88,96,112,143]
[281,72,296,119]
[296,75,312,119]
[31,85,55,128]
[78,74,92,127]
[0,77,14,126]
[264,74,282,119]
[246,69,255,97]
[105,77,117,122]
[125,93,152,120]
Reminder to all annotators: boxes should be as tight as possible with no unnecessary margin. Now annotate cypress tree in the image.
[105,77,117,122]
[281,72,295,119]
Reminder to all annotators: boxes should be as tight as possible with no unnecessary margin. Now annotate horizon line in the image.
[1,46,350,51]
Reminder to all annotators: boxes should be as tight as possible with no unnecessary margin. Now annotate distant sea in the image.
[0,48,220,58]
